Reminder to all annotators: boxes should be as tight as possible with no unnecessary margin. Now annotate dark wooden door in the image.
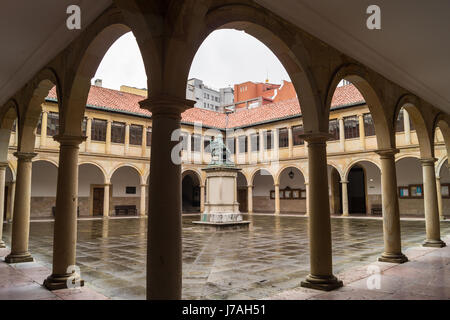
[93,187,104,216]
[238,188,248,212]
[3,186,7,220]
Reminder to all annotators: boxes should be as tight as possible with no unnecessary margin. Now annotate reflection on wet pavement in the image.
[2,215,450,300]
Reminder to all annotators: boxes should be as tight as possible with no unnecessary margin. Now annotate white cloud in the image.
[93,29,290,90]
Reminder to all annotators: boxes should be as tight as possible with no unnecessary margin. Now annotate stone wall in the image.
[110,196,140,215]
[78,197,90,216]
[253,196,274,213]
[30,197,55,218]
[280,199,306,214]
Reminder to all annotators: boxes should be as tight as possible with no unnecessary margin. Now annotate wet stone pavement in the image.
[2,215,450,300]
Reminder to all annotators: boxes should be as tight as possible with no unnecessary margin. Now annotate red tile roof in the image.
[47,83,365,129]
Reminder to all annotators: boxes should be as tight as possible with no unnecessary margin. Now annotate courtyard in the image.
[2,215,449,300]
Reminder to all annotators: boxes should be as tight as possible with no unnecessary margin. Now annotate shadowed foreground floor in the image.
[1,215,449,300]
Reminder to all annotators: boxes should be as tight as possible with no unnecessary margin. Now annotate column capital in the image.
[274,183,280,187]
[42,110,49,114]
[340,180,349,184]
[247,184,254,188]
[298,132,333,144]
[140,183,148,187]
[13,151,37,161]
[53,134,87,146]
[139,95,195,118]
[375,148,400,158]
[420,157,438,166]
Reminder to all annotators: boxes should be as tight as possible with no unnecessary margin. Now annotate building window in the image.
[250,133,259,152]
[81,117,87,136]
[12,120,16,132]
[180,132,188,151]
[363,113,376,136]
[191,134,201,152]
[293,125,304,146]
[226,137,235,154]
[264,130,273,150]
[111,121,125,144]
[238,135,247,153]
[129,124,143,145]
[36,113,43,135]
[204,136,211,153]
[91,118,107,142]
[46,112,59,137]
[329,119,340,141]
[146,128,152,146]
[278,128,289,148]
[344,116,359,139]
[395,109,405,132]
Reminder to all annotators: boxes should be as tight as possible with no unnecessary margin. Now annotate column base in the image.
[422,239,446,248]
[378,252,408,263]
[44,273,85,291]
[300,274,343,291]
[4,252,34,264]
[0,240,5,248]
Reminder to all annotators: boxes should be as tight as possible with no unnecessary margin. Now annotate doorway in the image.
[347,165,367,214]
[3,186,7,220]
[238,188,248,212]
[92,187,104,216]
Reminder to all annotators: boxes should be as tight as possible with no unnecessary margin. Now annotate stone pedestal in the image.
[193,166,250,230]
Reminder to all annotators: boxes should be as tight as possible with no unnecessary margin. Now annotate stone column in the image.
[7,180,15,222]
[5,152,36,263]
[103,183,110,217]
[200,184,205,212]
[140,184,147,216]
[142,127,147,157]
[246,133,252,164]
[44,135,85,290]
[358,114,365,150]
[341,180,349,216]
[85,117,92,152]
[404,110,411,144]
[300,134,342,291]
[421,158,446,247]
[258,130,264,162]
[273,129,279,161]
[288,126,293,158]
[40,111,48,148]
[105,120,112,154]
[200,135,205,164]
[124,123,130,155]
[339,117,345,152]
[274,183,280,215]
[139,96,193,300]
[376,149,408,263]
[0,163,7,248]
[247,185,253,214]
[436,177,444,220]
[187,133,192,164]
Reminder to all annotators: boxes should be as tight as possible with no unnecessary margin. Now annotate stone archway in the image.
[395,156,424,217]
[110,166,142,216]
[78,163,106,217]
[252,169,275,213]
[30,160,58,218]
[277,166,306,214]
[182,170,201,213]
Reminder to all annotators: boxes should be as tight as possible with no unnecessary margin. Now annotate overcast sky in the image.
[92,29,290,90]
